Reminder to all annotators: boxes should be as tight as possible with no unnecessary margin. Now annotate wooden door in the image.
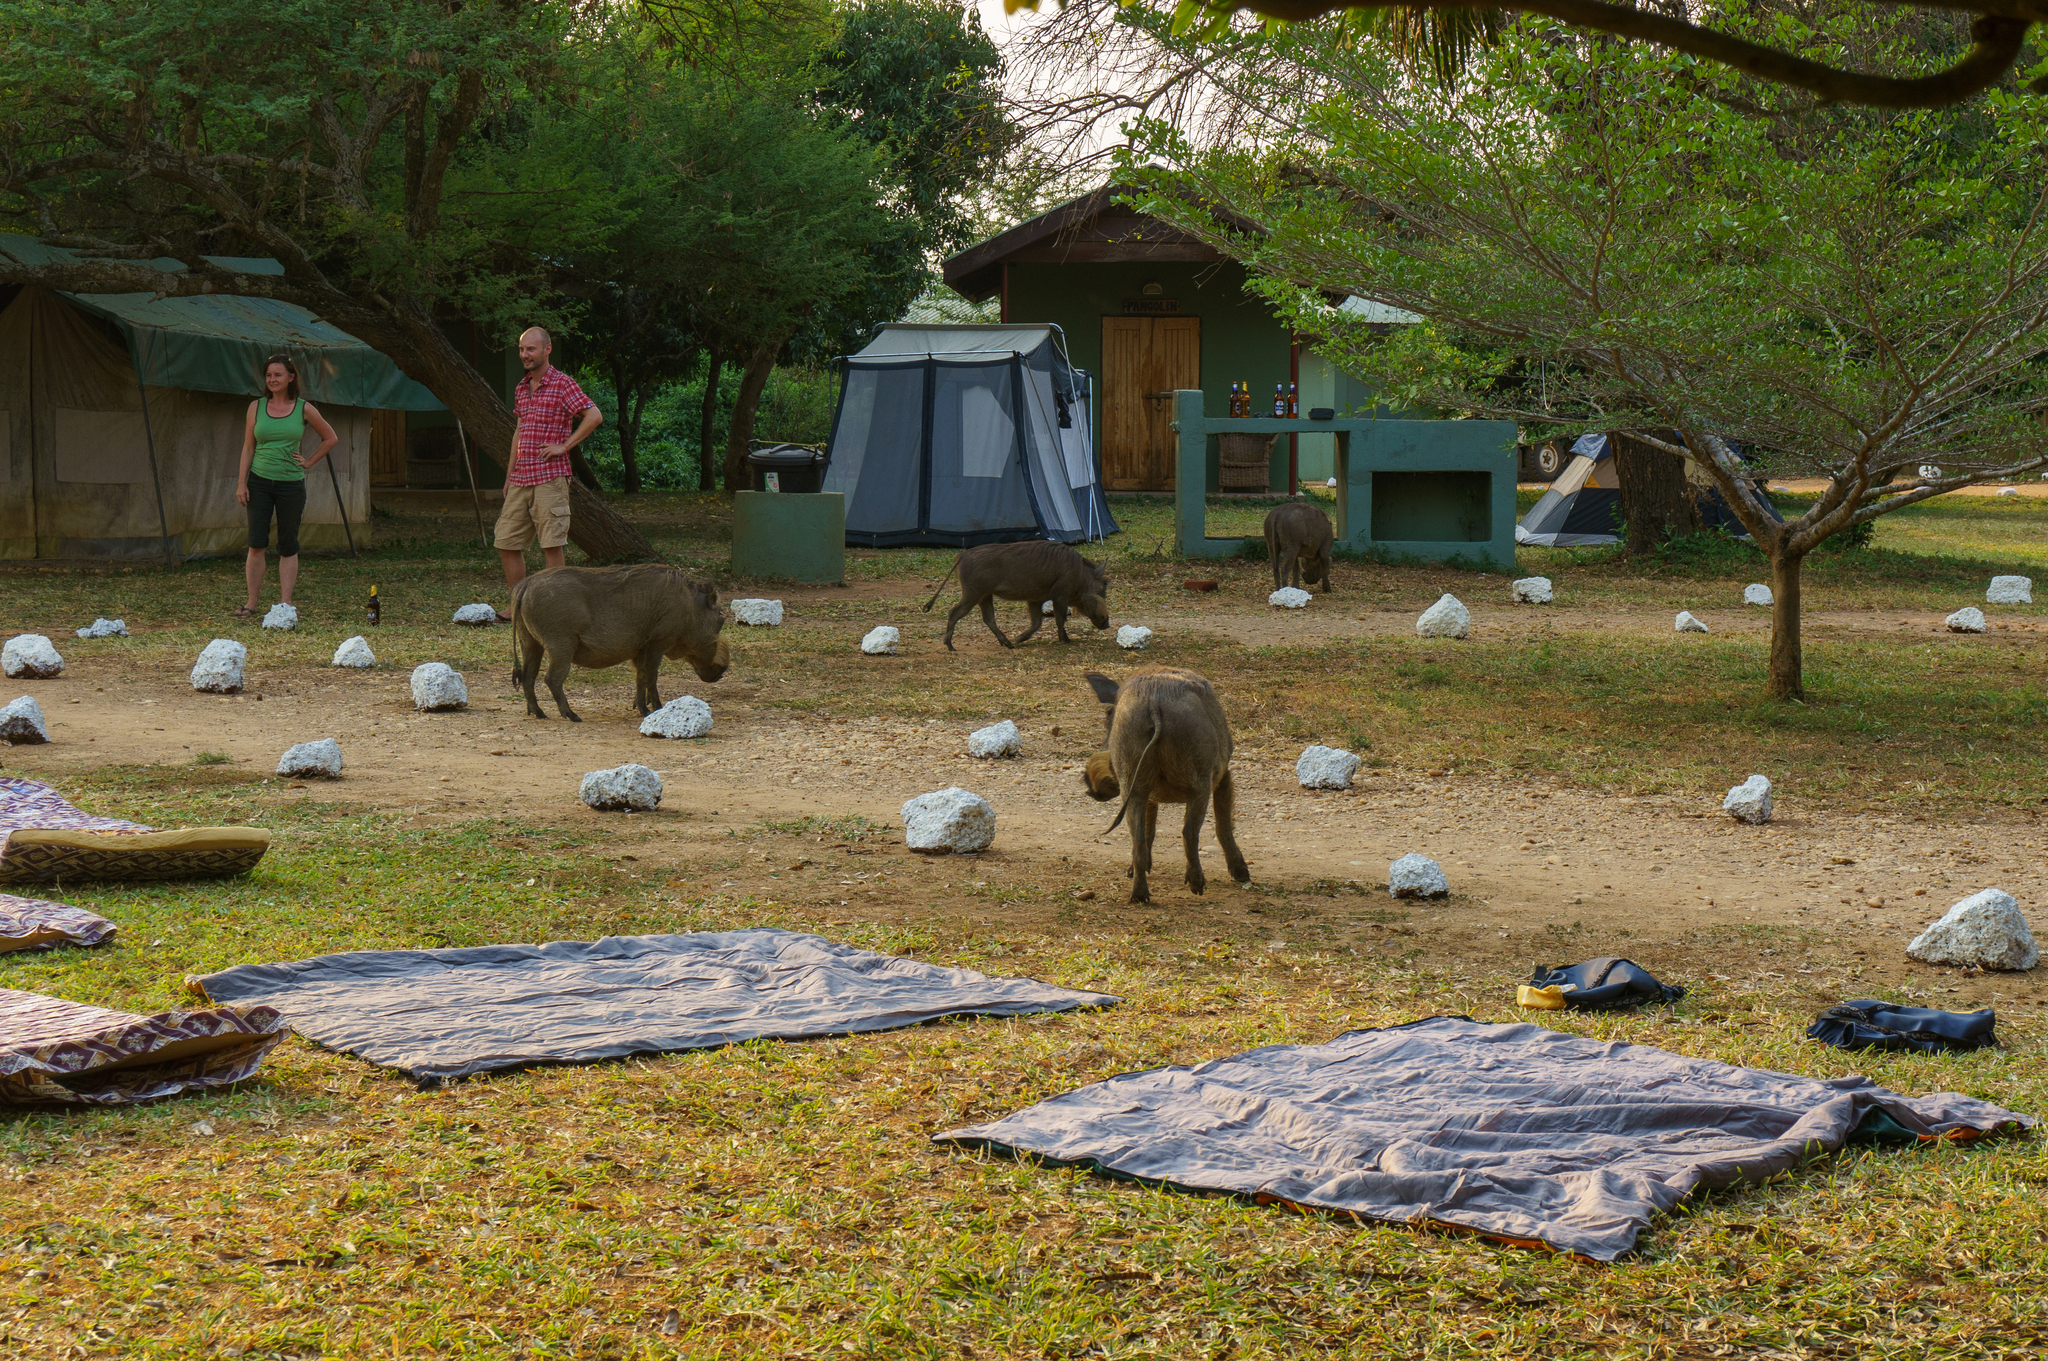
[1101,316,1200,490]
[369,409,408,487]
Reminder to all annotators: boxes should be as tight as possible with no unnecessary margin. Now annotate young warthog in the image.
[1081,669,1250,904]
[1263,501,1334,593]
[510,565,730,722]
[923,541,1110,650]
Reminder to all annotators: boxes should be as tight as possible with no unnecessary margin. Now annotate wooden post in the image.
[126,341,177,571]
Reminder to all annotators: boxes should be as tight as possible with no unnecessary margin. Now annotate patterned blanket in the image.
[0,987,287,1105]
[0,777,268,884]
[0,892,116,952]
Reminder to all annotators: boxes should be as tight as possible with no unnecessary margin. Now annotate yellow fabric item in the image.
[1517,984,1569,1011]
[0,827,270,884]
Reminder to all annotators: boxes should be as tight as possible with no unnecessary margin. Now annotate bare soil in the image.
[10,599,2046,1020]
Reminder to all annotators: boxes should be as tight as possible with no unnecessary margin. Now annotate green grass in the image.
[1,776,2042,1359]
[5,487,2048,1358]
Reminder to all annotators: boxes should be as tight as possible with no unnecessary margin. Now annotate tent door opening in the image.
[1101,316,1198,491]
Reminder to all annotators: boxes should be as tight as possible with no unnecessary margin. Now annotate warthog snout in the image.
[692,634,732,682]
[1083,596,1111,630]
[1083,750,1119,801]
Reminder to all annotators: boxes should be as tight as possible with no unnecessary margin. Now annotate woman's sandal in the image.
[231,605,257,617]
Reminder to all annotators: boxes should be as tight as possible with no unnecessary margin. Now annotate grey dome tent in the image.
[822,324,1116,547]
[1516,433,1780,547]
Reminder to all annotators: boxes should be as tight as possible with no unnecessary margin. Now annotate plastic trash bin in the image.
[746,444,826,493]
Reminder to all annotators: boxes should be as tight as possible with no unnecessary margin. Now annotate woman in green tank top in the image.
[236,353,337,616]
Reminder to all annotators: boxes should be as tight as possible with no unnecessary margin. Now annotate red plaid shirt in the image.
[510,365,595,487]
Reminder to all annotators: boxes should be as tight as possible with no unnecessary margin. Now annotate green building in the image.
[942,185,1402,494]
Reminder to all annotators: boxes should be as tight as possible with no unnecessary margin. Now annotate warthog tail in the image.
[1106,722,1162,835]
[922,556,963,612]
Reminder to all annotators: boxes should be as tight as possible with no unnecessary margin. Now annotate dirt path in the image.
[9,610,2046,1021]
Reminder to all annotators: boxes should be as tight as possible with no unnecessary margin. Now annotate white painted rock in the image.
[190,639,247,693]
[640,695,713,739]
[1116,625,1153,650]
[276,738,343,779]
[1907,889,2039,971]
[331,636,376,668]
[731,598,784,627]
[409,662,468,711]
[2,635,63,679]
[1415,594,1470,639]
[1918,465,1942,479]
[1946,606,1986,633]
[902,787,995,855]
[1722,774,1773,824]
[1269,587,1312,609]
[452,603,498,626]
[74,618,128,639]
[1041,600,1056,616]
[0,695,49,745]
[1675,611,1709,633]
[580,763,663,812]
[260,603,298,631]
[1743,583,1773,606]
[1998,486,2019,498]
[1389,852,1449,899]
[1296,745,1362,790]
[860,626,899,656]
[1987,575,2032,605]
[1510,577,1552,604]
[968,720,1022,759]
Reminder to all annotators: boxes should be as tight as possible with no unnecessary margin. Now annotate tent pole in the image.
[127,341,177,572]
[458,419,488,547]
[323,444,359,558]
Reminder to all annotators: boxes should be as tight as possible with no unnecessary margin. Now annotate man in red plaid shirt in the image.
[496,327,602,601]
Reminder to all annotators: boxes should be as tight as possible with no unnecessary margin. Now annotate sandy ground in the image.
[8,597,2046,1021]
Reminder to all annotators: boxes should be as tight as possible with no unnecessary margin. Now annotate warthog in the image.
[1264,501,1334,593]
[923,541,1109,650]
[510,564,730,722]
[1081,669,1250,904]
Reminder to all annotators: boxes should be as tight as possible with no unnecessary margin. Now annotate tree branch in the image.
[1170,1,2044,106]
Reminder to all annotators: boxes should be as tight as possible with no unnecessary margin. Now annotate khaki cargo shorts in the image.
[495,476,571,551]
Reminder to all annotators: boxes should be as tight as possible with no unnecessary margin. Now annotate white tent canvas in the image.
[823,324,1116,547]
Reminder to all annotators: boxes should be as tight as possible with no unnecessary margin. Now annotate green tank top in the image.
[252,398,306,481]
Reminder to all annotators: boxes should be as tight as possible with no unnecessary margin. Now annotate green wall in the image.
[1005,261,1294,492]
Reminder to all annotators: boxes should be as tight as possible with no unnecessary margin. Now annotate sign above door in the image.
[1120,299,1181,314]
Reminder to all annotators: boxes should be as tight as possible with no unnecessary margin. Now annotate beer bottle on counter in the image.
[1287,383,1299,418]
[367,583,381,626]
[1272,384,1286,417]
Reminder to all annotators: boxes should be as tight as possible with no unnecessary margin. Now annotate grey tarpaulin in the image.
[192,929,1119,1084]
[935,1017,2029,1260]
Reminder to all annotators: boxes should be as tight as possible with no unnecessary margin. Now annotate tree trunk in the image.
[1613,433,1699,555]
[722,339,784,493]
[698,344,724,492]
[1766,547,1806,700]
[620,384,645,495]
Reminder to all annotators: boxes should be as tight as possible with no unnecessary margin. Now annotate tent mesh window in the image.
[1218,433,1274,491]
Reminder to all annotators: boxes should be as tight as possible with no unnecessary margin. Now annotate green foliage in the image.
[578,365,838,492]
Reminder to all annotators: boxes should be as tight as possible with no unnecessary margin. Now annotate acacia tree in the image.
[0,0,657,560]
[1126,19,2048,700]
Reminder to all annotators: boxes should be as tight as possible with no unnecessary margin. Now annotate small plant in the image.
[193,750,232,766]
[753,813,890,843]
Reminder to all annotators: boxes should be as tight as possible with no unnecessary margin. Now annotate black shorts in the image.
[247,475,307,556]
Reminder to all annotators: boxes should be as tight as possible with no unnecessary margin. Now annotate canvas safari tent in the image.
[0,234,442,562]
[1516,432,1781,547]
[822,324,1116,547]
